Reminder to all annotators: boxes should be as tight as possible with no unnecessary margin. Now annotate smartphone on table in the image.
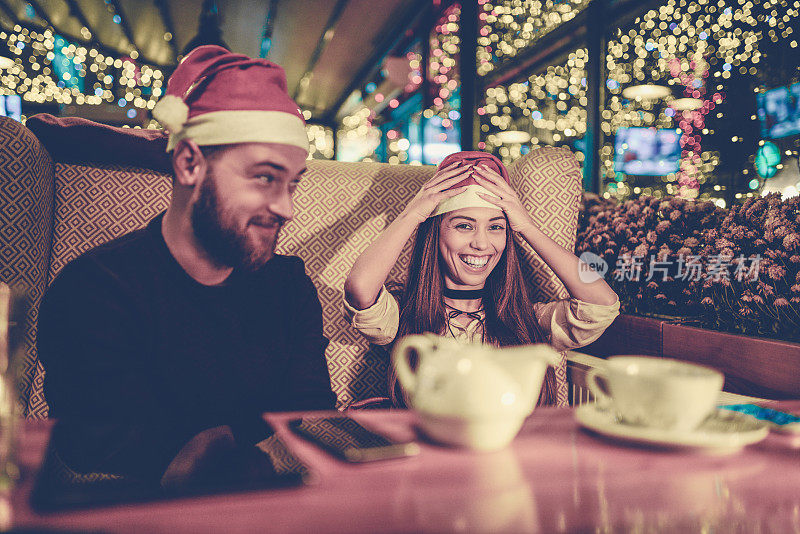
[719,404,800,433]
[288,415,420,462]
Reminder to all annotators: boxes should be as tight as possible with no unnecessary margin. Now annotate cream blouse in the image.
[343,286,620,351]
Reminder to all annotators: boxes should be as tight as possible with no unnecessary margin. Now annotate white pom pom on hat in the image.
[152,95,189,134]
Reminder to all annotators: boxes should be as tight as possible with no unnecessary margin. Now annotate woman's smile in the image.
[459,254,492,270]
[439,207,508,288]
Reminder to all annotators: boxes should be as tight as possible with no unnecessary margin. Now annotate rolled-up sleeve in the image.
[342,286,400,346]
[533,298,620,352]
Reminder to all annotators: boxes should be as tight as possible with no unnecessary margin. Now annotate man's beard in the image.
[191,172,282,271]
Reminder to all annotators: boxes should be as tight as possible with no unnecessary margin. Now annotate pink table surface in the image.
[7,402,800,533]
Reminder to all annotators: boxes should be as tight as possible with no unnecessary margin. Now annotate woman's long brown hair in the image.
[389,214,557,406]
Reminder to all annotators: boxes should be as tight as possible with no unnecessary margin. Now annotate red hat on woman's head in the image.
[152,45,308,153]
[430,151,510,217]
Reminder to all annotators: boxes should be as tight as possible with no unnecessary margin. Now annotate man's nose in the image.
[269,187,294,221]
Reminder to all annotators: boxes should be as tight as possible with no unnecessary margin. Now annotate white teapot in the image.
[392,333,559,451]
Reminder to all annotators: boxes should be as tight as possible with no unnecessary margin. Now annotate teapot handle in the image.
[391,334,435,397]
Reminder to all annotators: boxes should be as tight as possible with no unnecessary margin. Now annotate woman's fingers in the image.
[476,192,503,205]
[439,185,469,199]
[472,173,507,198]
[475,163,504,180]
[473,165,513,192]
[423,163,467,189]
[430,172,469,193]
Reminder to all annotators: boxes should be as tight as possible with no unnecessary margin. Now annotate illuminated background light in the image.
[669,97,704,110]
[495,130,531,144]
[621,84,672,100]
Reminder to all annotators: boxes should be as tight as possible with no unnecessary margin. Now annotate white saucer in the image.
[575,403,769,454]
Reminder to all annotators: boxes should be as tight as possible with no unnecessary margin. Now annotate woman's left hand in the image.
[472,164,537,233]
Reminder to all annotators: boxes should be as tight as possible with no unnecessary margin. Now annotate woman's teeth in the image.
[460,255,490,268]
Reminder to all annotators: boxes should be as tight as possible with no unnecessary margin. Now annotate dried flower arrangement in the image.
[576,192,800,344]
[699,193,800,341]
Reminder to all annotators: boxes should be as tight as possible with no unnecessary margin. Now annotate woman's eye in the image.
[256,175,275,185]
[490,224,506,231]
[455,223,473,230]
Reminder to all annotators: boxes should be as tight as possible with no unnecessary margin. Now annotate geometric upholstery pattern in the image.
[48,163,172,283]
[274,161,433,408]
[0,117,54,419]
[509,146,581,302]
[508,146,583,406]
[0,116,582,416]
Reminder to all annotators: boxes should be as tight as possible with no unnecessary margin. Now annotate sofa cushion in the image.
[25,114,171,174]
[509,146,583,405]
[5,114,583,414]
[510,145,582,302]
[48,163,172,283]
[275,160,434,407]
[0,117,55,418]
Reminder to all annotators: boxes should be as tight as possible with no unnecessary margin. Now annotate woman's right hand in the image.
[344,162,470,310]
[402,162,471,224]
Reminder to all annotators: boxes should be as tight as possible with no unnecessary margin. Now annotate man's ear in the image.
[171,139,207,187]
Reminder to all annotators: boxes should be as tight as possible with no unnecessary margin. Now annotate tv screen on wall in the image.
[0,95,22,122]
[613,127,681,176]
[757,83,800,139]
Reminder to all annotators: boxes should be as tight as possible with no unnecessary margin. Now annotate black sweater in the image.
[38,212,336,481]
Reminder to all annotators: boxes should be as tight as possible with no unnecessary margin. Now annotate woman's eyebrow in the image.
[448,216,507,223]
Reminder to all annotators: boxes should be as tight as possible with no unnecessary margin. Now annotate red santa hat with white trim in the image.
[430,151,510,217]
[152,45,308,153]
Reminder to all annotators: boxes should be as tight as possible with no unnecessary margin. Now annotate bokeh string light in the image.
[479,0,799,201]
[0,25,164,126]
[1,23,341,153]
[421,2,462,155]
[480,48,588,165]
[337,104,380,162]
[602,0,779,201]
[305,123,335,160]
[477,0,588,76]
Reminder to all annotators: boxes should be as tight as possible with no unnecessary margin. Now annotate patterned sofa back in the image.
[0,116,582,417]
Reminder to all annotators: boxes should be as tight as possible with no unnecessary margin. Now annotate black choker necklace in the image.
[443,287,485,300]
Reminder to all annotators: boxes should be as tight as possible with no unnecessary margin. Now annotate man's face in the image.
[191,142,307,271]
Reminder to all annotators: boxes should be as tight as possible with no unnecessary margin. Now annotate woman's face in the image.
[438,207,507,289]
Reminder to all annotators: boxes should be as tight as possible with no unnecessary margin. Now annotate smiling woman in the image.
[438,208,507,289]
[343,151,621,407]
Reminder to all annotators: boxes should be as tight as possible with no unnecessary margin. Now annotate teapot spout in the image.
[495,343,561,367]
[492,344,561,413]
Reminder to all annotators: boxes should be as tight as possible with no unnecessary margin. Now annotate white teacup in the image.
[587,356,724,431]
[392,334,558,451]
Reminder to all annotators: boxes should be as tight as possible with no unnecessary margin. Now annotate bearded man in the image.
[37,45,336,484]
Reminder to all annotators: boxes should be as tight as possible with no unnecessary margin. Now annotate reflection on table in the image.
[7,402,800,533]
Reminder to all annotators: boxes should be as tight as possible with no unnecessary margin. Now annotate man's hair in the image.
[388,214,556,406]
[199,144,227,162]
